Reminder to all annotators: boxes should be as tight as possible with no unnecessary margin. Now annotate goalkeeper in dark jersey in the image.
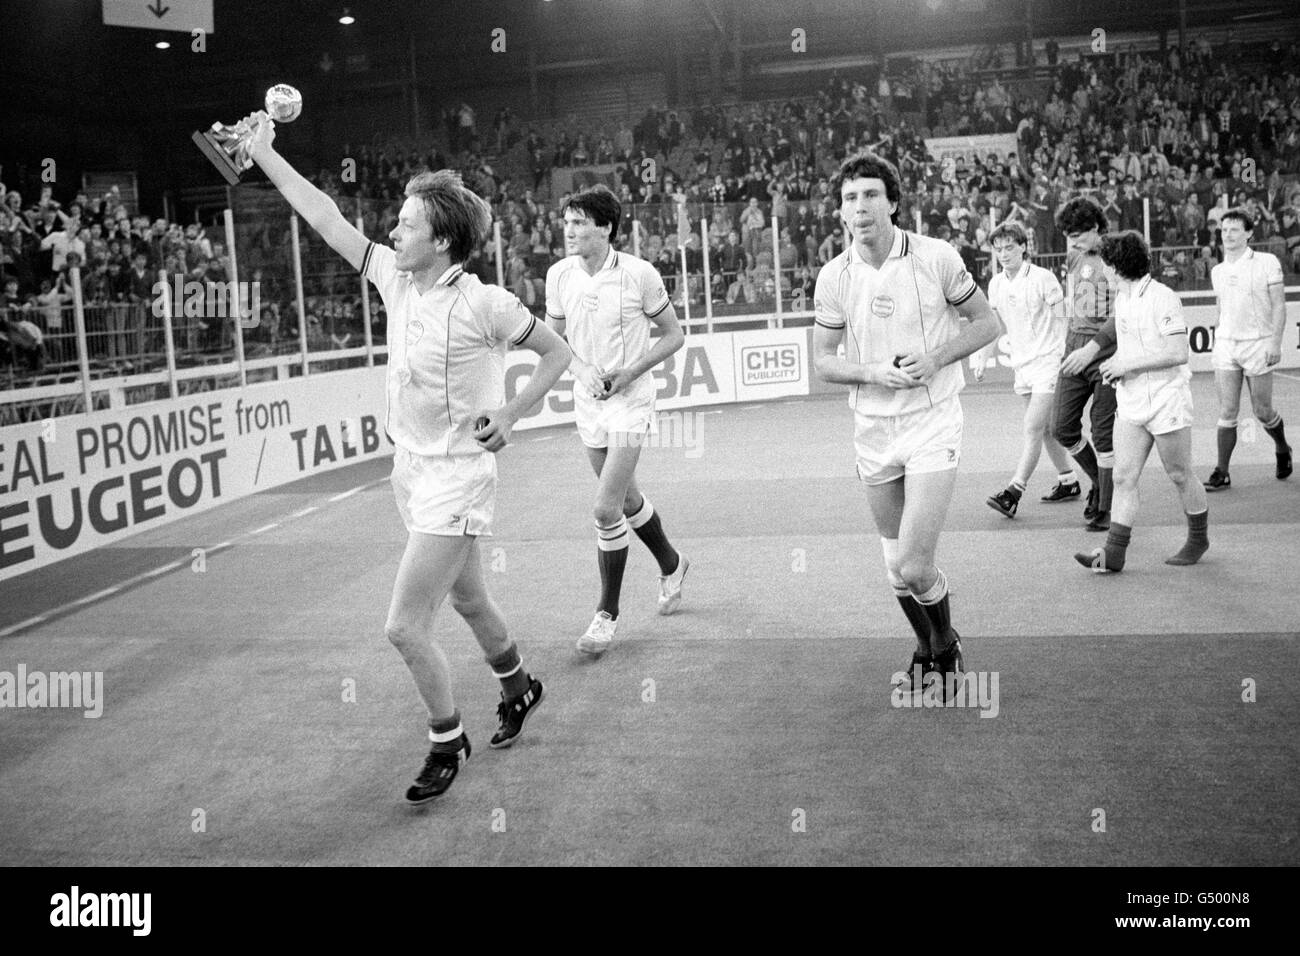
[1050,197,1118,532]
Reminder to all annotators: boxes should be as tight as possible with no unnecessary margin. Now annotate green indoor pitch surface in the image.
[1,372,1297,866]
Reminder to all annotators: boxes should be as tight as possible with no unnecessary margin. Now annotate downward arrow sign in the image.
[148,1,170,18]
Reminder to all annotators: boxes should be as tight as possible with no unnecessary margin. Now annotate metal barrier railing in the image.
[5,187,1297,423]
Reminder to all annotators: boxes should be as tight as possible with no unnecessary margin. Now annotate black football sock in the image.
[596,518,630,619]
[1216,425,1238,472]
[1263,415,1289,452]
[625,494,680,575]
[427,710,464,752]
[1077,522,1130,571]
[893,586,932,658]
[1072,442,1099,484]
[1097,466,1114,513]
[1166,509,1209,566]
[1102,522,1131,570]
[912,571,956,654]
[486,643,531,699]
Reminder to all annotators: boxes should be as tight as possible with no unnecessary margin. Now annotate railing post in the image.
[771,213,782,329]
[494,221,505,287]
[223,208,247,388]
[701,214,713,334]
[158,268,178,399]
[70,265,93,414]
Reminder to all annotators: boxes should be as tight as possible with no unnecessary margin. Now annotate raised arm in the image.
[245,111,370,272]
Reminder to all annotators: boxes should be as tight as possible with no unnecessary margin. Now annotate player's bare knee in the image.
[1164,463,1189,487]
[593,501,623,526]
[1113,469,1139,491]
[1250,398,1276,424]
[384,618,419,651]
[450,589,484,622]
[896,557,936,592]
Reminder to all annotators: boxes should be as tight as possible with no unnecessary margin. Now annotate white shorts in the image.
[1118,385,1194,436]
[574,389,657,449]
[854,395,963,485]
[390,446,496,536]
[1012,354,1061,396]
[1213,337,1272,377]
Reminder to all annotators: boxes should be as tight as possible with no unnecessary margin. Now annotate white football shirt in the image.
[1115,274,1191,414]
[546,247,670,404]
[1211,249,1284,341]
[363,242,537,458]
[814,227,978,417]
[988,260,1066,368]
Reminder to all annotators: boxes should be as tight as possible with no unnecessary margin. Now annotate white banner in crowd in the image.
[0,328,811,580]
[923,134,1020,165]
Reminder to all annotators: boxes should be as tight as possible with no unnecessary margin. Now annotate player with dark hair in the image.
[813,152,1000,695]
[1203,207,1291,490]
[246,112,572,804]
[1076,231,1208,572]
[545,185,689,656]
[977,220,1078,518]
[1052,197,1118,531]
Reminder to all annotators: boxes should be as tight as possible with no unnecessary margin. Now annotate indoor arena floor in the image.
[2,372,1298,866]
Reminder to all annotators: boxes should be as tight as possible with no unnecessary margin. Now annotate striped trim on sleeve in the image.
[511,314,538,346]
[359,241,375,276]
[948,281,978,306]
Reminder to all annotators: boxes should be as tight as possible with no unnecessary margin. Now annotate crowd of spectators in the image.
[357,33,1300,311]
[0,182,248,373]
[7,32,1300,377]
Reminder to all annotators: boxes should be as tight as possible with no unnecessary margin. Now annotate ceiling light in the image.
[339,8,355,25]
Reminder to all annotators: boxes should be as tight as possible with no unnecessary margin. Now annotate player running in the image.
[976,221,1079,518]
[1075,231,1208,573]
[545,185,689,657]
[1203,207,1292,490]
[1053,197,1119,531]
[812,152,1000,695]
[247,112,572,805]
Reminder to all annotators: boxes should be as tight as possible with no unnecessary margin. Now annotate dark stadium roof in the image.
[3,0,1294,125]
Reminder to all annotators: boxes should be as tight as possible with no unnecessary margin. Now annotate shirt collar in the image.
[1129,274,1153,297]
[848,226,908,265]
[436,264,464,287]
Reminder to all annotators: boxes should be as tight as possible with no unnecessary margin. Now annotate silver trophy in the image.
[192,84,302,184]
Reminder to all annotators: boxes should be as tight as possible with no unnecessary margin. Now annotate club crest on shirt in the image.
[1080,265,1094,280]
[1227,275,1240,287]
[871,294,895,317]
[406,320,424,347]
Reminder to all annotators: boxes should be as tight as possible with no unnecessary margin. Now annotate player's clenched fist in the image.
[243,111,276,161]
[867,361,920,389]
[571,358,608,399]
[898,351,941,384]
